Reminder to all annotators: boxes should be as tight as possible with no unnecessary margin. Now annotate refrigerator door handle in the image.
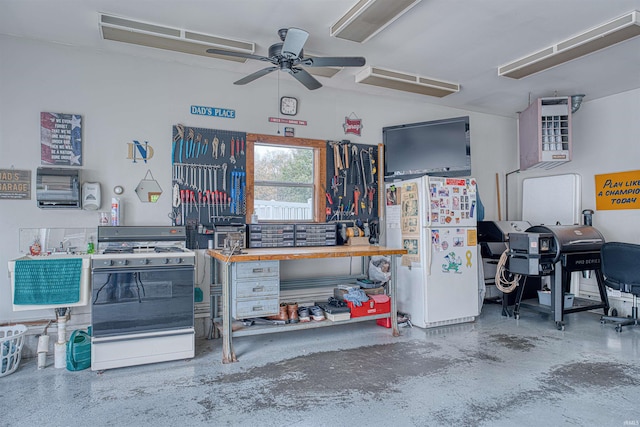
[424,176,432,227]
[425,226,432,276]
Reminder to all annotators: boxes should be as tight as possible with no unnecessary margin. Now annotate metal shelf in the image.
[226,312,390,337]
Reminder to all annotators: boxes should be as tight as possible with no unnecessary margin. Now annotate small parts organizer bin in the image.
[1,324,27,377]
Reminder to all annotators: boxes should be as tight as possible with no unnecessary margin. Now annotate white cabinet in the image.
[231,260,280,319]
[519,96,572,170]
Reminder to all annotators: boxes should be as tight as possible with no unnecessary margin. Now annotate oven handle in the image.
[92,328,194,343]
[91,265,194,273]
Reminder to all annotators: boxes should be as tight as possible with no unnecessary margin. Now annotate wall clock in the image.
[280,96,298,116]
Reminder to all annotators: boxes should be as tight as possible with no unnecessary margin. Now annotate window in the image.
[245,134,326,222]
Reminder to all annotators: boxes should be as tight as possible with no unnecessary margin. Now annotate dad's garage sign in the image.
[0,169,31,200]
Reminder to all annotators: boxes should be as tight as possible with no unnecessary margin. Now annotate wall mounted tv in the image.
[383,116,471,180]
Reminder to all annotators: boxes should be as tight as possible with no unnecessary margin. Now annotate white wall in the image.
[505,88,640,242]
[4,34,637,324]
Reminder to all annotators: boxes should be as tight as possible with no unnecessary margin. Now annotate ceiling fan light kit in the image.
[99,13,255,62]
[331,0,422,43]
[499,10,640,79]
[355,66,460,97]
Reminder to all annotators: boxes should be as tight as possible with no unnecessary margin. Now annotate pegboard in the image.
[325,140,379,229]
[171,125,246,248]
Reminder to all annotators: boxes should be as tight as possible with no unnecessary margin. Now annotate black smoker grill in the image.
[509,225,610,330]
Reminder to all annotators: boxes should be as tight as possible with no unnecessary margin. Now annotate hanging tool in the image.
[173,125,184,164]
[240,137,245,156]
[350,144,359,184]
[222,163,228,192]
[326,192,333,206]
[203,138,209,156]
[368,147,376,183]
[213,135,219,159]
[195,133,202,158]
[176,124,185,163]
[186,128,195,159]
[360,149,368,188]
[180,189,186,221]
[230,136,236,164]
[241,170,246,215]
[367,186,376,215]
[353,186,361,216]
[343,143,350,173]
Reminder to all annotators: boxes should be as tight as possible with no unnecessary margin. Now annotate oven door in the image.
[91,265,194,338]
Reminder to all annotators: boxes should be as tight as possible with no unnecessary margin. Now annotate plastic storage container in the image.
[537,291,574,308]
[1,324,27,377]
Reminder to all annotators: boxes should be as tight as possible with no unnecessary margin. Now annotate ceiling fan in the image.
[206,28,366,90]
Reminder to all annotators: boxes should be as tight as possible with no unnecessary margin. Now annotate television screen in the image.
[383,116,470,179]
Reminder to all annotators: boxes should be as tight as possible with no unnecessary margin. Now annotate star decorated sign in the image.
[40,112,83,166]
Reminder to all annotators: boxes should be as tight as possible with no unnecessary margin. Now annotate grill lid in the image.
[525,225,604,253]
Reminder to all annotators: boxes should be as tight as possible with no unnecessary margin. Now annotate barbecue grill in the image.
[508,224,609,330]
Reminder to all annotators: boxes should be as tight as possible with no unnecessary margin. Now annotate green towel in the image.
[13,258,82,305]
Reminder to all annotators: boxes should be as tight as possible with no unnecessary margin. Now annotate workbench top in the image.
[207,245,406,263]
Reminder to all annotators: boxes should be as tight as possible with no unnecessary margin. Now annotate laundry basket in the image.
[1,324,27,377]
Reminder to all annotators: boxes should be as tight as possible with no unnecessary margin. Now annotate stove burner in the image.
[102,247,134,254]
[154,247,184,253]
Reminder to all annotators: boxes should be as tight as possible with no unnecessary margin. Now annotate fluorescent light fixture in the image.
[99,14,255,62]
[499,10,640,79]
[355,66,459,97]
[331,0,422,43]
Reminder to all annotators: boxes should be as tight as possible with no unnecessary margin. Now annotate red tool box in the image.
[346,294,390,318]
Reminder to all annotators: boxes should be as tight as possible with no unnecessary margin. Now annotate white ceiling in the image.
[2,0,639,117]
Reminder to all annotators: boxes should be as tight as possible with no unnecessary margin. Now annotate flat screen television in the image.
[383,116,471,180]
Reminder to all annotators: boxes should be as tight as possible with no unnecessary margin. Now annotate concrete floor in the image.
[2,302,640,427]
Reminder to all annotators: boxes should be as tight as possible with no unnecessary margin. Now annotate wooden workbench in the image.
[208,245,407,363]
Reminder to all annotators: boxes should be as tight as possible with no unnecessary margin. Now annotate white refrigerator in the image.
[385,176,479,328]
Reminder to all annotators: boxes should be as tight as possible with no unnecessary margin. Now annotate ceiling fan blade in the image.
[206,48,271,62]
[304,56,366,67]
[288,67,322,90]
[281,28,309,58]
[234,67,278,85]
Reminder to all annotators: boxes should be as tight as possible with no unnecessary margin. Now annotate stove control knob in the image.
[175,258,183,264]
[163,258,170,264]
[103,260,113,266]
[140,258,149,265]
[122,259,129,266]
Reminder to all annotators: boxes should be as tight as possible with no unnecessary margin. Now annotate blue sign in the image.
[190,105,236,119]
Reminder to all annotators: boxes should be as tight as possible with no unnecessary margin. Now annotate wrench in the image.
[222,163,228,192]
[230,136,236,164]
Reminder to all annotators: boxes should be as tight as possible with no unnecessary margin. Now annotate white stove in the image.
[91,226,195,371]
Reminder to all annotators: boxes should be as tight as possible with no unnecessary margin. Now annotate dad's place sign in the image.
[190,105,236,119]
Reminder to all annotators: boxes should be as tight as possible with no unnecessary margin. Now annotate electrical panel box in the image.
[519,96,572,170]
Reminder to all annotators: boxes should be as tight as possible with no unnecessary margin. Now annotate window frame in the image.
[245,133,327,223]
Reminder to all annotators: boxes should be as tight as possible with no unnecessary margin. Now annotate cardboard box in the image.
[347,294,391,318]
[346,236,370,246]
[537,291,574,308]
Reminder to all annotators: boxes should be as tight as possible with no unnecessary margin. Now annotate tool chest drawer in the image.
[232,260,279,280]
[233,297,280,319]
[233,278,279,299]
